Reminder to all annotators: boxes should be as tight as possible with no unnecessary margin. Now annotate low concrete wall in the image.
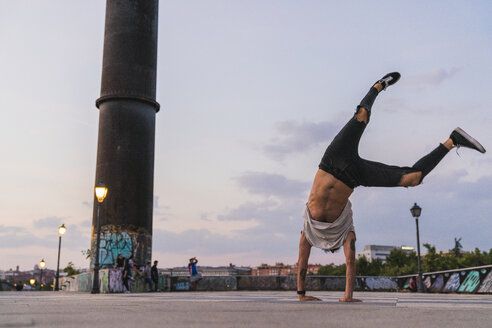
[395,265,492,294]
[60,271,398,293]
[59,265,492,293]
[170,275,398,292]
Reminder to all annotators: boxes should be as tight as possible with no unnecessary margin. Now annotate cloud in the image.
[153,224,300,257]
[155,172,310,257]
[263,120,338,161]
[405,68,461,88]
[235,171,309,199]
[0,225,26,233]
[33,216,65,229]
[0,220,91,250]
[0,226,52,249]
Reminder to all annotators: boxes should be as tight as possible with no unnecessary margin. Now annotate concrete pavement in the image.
[1,291,491,327]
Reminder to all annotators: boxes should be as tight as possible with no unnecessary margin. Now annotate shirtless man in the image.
[297,72,486,302]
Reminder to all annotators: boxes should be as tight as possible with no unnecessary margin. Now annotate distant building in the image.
[357,245,415,263]
[251,263,321,276]
[2,265,56,287]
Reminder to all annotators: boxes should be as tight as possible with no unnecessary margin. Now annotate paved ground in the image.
[1,291,491,327]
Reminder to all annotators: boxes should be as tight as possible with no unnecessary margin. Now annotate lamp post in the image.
[54,224,66,291]
[410,203,424,293]
[91,183,108,294]
[39,259,46,290]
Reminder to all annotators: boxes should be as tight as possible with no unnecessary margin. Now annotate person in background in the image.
[122,257,132,293]
[144,261,153,292]
[151,260,159,292]
[114,254,125,268]
[188,257,202,290]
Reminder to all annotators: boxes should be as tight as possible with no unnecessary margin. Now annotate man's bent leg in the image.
[339,231,361,302]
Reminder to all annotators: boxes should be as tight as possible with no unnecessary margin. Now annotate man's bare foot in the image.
[299,295,322,301]
[338,297,362,302]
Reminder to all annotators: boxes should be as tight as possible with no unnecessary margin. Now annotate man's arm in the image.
[339,231,361,302]
[297,231,321,301]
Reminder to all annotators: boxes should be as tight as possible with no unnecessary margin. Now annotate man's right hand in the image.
[298,295,321,301]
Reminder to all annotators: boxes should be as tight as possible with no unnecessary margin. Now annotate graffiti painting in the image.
[458,271,481,293]
[99,231,134,266]
[477,271,492,293]
[443,273,460,292]
[424,276,432,289]
[430,275,444,292]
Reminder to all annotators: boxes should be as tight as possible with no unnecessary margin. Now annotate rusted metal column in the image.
[91,0,159,268]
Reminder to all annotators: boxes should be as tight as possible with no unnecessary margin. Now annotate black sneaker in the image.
[377,72,401,91]
[450,127,486,153]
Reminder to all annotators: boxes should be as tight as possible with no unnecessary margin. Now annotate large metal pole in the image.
[55,236,62,291]
[415,218,424,292]
[91,0,159,269]
[91,203,102,294]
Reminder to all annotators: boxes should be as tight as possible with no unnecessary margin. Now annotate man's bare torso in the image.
[307,169,353,223]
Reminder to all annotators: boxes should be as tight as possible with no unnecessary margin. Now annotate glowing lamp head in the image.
[58,224,67,236]
[30,279,35,285]
[95,184,108,203]
[39,259,46,269]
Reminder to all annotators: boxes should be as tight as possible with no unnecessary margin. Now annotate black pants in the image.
[319,87,449,189]
[123,276,130,291]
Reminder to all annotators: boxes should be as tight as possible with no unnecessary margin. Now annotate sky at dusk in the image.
[1,1,491,272]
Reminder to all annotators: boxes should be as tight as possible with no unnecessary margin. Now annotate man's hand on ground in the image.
[338,297,362,302]
[298,295,321,301]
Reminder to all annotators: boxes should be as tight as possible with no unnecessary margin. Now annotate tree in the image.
[356,256,383,276]
[318,263,346,276]
[316,245,491,277]
[451,237,463,258]
[63,262,80,276]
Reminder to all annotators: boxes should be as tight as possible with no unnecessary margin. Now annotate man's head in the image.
[147,261,151,266]
[154,260,158,265]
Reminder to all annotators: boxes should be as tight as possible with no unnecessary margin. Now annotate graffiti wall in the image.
[363,277,398,291]
[90,225,152,268]
[396,266,491,294]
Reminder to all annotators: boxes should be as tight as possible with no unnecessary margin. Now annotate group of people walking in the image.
[113,255,203,292]
[114,254,159,293]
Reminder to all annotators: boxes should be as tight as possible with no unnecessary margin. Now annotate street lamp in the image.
[91,183,108,294]
[54,224,67,291]
[30,279,36,287]
[410,203,424,293]
[39,259,46,290]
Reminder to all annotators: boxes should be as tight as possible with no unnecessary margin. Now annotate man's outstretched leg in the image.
[397,128,486,187]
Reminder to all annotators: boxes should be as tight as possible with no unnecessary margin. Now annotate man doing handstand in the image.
[297,72,486,302]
